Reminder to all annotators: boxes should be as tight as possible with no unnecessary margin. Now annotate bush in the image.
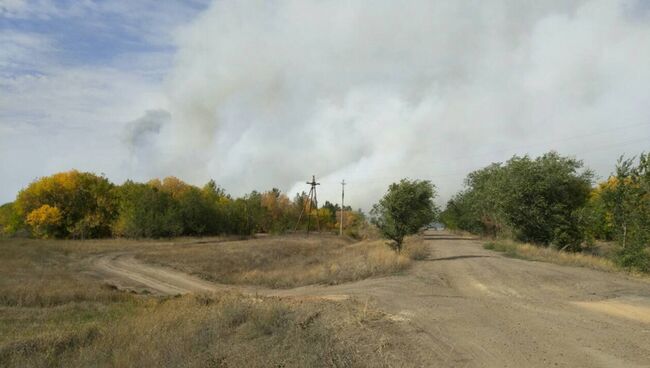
[616,244,650,273]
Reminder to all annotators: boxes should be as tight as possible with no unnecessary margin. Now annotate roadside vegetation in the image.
[484,240,619,273]
[442,151,650,273]
[0,237,415,368]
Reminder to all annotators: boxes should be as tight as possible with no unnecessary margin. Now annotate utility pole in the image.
[294,175,321,233]
[340,179,346,236]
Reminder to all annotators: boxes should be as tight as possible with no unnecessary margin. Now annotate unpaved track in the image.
[94,253,223,295]
[93,232,650,367]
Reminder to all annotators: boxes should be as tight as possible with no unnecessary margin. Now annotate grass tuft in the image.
[403,236,430,260]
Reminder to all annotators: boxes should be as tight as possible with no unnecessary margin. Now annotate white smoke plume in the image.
[131,0,650,209]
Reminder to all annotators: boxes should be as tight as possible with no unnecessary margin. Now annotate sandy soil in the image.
[92,231,650,367]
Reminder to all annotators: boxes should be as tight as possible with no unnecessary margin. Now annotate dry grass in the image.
[484,240,619,273]
[139,234,414,288]
[0,236,419,367]
[403,236,430,260]
[1,292,412,368]
[0,238,138,367]
[81,293,413,368]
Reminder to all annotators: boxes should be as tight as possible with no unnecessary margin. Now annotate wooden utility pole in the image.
[294,175,321,233]
[340,179,346,236]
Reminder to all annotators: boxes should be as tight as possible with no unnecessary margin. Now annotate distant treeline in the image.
[0,173,364,239]
[440,151,650,272]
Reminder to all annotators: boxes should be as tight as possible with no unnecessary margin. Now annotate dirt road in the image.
[93,232,650,367]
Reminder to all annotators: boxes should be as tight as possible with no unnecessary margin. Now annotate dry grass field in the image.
[0,235,421,367]
[138,234,427,288]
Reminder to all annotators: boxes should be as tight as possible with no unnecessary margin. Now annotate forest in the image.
[0,173,363,239]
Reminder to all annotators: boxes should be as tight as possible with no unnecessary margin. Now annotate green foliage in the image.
[371,179,439,252]
[112,181,183,238]
[0,202,22,236]
[440,192,481,233]
[243,191,265,234]
[177,187,218,235]
[444,151,650,271]
[223,195,260,236]
[503,153,593,250]
[615,242,650,272]
[442,152,593,250]
[442,162,516,237]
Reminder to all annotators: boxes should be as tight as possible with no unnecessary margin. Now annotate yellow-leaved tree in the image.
[15,170,116,239]
[26,204,63,238]
[260,189,293,233]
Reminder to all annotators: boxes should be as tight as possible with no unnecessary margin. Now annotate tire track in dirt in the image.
[93,252,265,295]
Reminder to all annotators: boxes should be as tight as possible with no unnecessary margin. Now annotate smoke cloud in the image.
[129,0,650,208]
[123,110,167,150]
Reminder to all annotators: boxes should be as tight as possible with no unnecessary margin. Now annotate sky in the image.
[1,0,649,210]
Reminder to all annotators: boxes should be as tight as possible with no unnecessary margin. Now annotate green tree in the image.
[502,153,593,250]
[112,181,183,238]
[464,163,509,237]
[599,155,650,271]
[177,187,217,235]
[224,198,255,235]
[440,191,483,234]
[202,179,230,234]
[442,152,593,251]
[371,179,439,252]
[0,202,22,236]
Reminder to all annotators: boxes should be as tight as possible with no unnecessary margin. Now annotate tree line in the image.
[440,151,650,272]
[2,151,648,270]
[0,171,364,239]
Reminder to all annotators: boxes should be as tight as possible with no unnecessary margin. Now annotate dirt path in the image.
[94,252,224,295]
[92,232,650,367]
